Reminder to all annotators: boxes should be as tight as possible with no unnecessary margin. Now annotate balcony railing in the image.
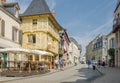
[113,18,120,32]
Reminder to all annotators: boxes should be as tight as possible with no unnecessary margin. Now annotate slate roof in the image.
[2,2,19,16]
[21,0,51,16]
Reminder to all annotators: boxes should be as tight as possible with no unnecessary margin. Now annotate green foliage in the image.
[108,48,115,67]
[108,48,115,57]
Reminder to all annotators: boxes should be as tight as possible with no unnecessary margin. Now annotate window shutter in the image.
[12,27,14,41]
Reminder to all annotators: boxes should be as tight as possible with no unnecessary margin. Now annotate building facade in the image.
[20,0,62,69]
[69,37,81,65]
[86,41,93,62]
[0,0,22,69]
[113,0,120,68]
[59,29,70,66]
[93,35,107,62]
[106,32,115,65]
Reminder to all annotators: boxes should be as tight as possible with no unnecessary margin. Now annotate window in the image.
[33,19,37,25]
[28,34,36,43]
[110,38,115,48]
[12,27,18,42]
[35,55,39,61]
[111,38,115,48]
[100,41,102,47]
[28,55,33,61]
[19,30,22,44]
[0,19,5,37]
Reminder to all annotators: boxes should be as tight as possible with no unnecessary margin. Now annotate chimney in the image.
[52,10,56,18]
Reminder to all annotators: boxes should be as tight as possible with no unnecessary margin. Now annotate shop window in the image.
[28,55,33,61]
[35,55,39,61]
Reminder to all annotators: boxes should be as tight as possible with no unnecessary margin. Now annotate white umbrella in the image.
[0,48,31,54]
[0,48,53,56]
[31,50,53,56]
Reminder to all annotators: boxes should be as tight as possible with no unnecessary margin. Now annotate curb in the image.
[96,67,104,75]
[0,65,75,83]
[86,67,105,82]
[95,68,104,75]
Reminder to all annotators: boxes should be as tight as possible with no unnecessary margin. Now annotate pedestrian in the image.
[102,58,105,67]
[87,60,91,68]
[59,59,64,70]
[98,58,101,68]
[55,59,58,69]
[92,60,96,70]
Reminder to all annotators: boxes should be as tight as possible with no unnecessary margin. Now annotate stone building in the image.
[20,0,62,69]
[113,0,120,68]
[0,0,22,69]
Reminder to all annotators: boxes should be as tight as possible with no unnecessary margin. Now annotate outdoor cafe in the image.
[0,48,53,76]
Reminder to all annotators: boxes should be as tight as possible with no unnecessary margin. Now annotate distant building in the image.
[86,41,93,62]
[69,37,81,64]
[92,34,107,62]
[82,56,86,64]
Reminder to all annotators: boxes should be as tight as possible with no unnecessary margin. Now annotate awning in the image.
[0,48,31,54]
[31,50,53,56]
[0,48,53,56]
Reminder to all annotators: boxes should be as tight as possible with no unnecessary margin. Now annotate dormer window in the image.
[15,9,19,18]
[14,4,20,18]
[33,19,37,25]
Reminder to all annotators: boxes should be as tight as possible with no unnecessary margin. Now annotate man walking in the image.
[55,59,59,69]
[87,60,91,68]
[92,60,96,70]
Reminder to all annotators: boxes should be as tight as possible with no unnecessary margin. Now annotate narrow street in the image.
[1,64,101,83]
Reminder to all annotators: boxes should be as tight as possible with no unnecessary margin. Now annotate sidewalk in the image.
[92,66,120,83]
[0,65,74,83]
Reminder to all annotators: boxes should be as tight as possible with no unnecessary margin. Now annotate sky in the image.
[7,0,117,57]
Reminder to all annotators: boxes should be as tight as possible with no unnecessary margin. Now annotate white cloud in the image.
[72,18,113,57]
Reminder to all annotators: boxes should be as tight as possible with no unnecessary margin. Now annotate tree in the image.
[107,48,115,67]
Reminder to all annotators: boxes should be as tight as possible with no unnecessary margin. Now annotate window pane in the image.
[35,55,39,61]
[1,20,5,36]
[12,27,18,42]
[28,34,36,43]
[33,19,37,24]
[33,35,36,43]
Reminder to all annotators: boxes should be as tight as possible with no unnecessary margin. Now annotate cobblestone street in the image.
[0,64,101,83]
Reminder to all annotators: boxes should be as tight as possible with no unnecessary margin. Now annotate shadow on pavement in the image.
[61,67,101,83]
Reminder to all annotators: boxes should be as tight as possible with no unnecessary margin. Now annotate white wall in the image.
[0,9,20,48]
[68,42,80,64]
[0,8,21,67]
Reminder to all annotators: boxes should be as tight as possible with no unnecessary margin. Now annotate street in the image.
[0,64,101,83]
